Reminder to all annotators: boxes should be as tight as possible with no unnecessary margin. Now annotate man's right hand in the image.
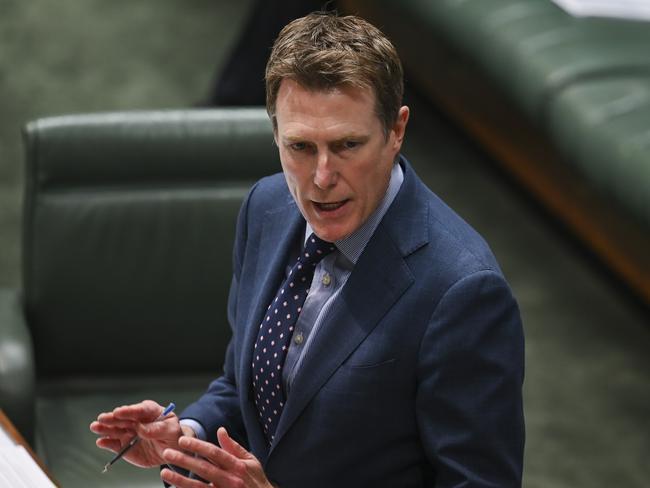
[90,399,194,468]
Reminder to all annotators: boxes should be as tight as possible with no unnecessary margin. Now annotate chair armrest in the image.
[0,288,36,444]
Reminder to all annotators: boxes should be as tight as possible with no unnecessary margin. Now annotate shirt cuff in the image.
[179,418,207,441]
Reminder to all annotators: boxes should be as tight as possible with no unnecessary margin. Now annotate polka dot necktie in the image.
[252,233,335,443]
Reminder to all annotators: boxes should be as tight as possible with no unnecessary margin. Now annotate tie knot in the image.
[301,233,336,266]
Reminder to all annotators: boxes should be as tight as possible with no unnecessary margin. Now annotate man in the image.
[91,12,525,487]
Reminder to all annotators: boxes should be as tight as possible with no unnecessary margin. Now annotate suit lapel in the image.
[271,227,415,449]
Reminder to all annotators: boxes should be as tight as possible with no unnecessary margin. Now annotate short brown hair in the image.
[265,12,404,136]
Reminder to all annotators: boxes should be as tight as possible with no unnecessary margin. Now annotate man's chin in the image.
[308,222,355,243]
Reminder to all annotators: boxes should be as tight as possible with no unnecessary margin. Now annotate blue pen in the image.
[102,402,175,473]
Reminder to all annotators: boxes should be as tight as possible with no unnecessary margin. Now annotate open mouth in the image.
[313,200,348,212]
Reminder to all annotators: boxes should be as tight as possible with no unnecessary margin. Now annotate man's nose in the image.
[313,151,337,189]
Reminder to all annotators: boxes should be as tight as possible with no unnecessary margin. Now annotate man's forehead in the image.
[275,114,377,142]
[274,80,381,132]
[276,79,375,102]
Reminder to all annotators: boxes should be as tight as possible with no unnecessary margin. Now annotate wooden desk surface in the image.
[0,409,59,486]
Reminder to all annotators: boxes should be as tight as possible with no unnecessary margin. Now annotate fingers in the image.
[90,413,135,430]
[91,410,136,441]
[95,437,122,453]
[217,427,251,460]
[160,467,208,488]
[91,411,136,456]
[180,436,243,473]
[162,437,246,484]
[90,401,158,435]
[91,400,178,443]
[114,400,164,422]
[162,448,237,486]
[90,422,130,440]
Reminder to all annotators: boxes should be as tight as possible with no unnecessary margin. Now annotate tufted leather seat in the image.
[341,0,650,303]
[0,108,277,487]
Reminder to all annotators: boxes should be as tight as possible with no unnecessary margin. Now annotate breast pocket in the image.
[323,357,401,397]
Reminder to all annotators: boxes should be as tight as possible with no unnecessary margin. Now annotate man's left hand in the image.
[160,427,274,488]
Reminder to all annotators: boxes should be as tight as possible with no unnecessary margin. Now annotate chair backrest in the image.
[22,109,278,378]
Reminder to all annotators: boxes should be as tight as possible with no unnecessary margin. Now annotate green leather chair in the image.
[0,108,278,487]
[340,0,650,304]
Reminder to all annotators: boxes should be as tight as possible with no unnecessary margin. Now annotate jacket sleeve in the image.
[416,270,525,487]
[178,181,259,448]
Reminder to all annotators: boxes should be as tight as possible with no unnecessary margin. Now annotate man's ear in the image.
[391,105,410,151]
[272,116,279,146]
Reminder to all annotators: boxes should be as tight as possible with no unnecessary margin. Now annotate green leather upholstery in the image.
[0,289,35,443]
[0,108,278,487]
[23,109,276,378]
[343,0,650,226]
[548,76,650,225]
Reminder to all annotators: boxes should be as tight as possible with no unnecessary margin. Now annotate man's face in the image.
[274,79,409,242]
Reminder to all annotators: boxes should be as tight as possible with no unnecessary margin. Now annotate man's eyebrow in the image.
[280,133,370,144]
[332,134,370,143]
[281,135,307,143]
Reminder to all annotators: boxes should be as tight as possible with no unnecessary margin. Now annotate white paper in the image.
[14,445,58,488]
[0,470,14,487]
[551,0,650,21]
[0,450,30,488]
[0,425,57,487]
[0,427,14,449]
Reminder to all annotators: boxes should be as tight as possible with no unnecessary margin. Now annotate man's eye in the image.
[332,141,359,152]
[290,142,307,151]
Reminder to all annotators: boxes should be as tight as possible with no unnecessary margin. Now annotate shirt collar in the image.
[305,159,404,265]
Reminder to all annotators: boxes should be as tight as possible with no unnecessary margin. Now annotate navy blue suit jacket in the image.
[182,158,525,487]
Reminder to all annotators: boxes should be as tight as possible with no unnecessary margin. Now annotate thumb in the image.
[217,427,251,460]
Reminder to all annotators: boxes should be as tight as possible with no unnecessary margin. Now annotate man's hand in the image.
[160,427,274,488]
[90,400,188,468]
